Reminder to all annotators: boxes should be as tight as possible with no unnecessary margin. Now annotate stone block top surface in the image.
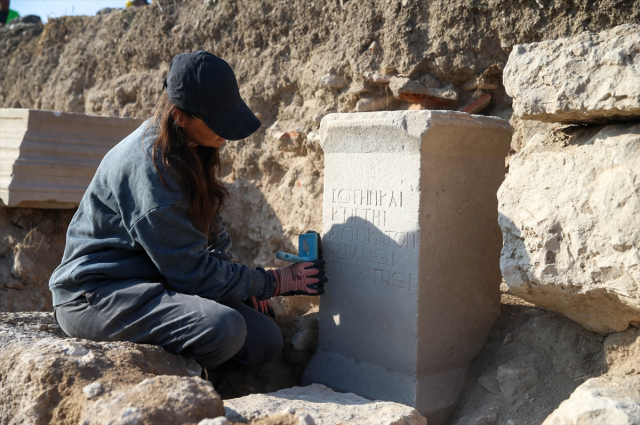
[319,110,511,155]
[504,24,640,124]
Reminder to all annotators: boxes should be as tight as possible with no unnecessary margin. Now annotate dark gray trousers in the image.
[54,279,283,371]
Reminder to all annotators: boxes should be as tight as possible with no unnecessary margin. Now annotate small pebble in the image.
[82,381,104,399]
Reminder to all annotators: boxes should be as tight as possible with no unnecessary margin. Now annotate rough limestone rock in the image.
[504,24,640,124]
[542,376,640,425]
[496,357,539,398]
[224,383,427,425]
[0,312,225,424]
[508,115,556,153]
[499,123,640,334]
[0,207,73,311]
[244,409,316,425]
[604,327,640,377]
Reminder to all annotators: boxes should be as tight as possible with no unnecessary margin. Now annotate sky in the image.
[11,1,129,23]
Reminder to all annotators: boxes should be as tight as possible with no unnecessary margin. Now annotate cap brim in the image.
[200,101,261,141]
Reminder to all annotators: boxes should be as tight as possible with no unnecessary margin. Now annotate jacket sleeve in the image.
[130,203,274,301]
[208,214,234,262]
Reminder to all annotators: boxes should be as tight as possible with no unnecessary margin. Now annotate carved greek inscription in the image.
[327,186,417,292]
[325,260,414,291]
[325,227,417,292]
[331,206,387,227]
[332,189,403,208]
[327,226,417,251]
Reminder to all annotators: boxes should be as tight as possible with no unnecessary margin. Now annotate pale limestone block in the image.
[224,383,426,425]
[499,123,640,334]
[0,109,141,208]
[504,24,640,124]
[302,110,512,425]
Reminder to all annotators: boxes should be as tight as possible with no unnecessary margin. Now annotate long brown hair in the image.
[150,92,228,234]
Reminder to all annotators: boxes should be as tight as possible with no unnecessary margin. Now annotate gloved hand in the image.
[269,260,327,296]
[246,296,275,318]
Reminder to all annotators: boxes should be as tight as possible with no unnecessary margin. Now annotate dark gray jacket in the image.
[49,120,273,306]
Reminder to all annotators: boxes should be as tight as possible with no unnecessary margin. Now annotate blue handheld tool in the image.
[276,232,319,263]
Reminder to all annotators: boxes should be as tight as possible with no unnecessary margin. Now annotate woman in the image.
[49,51,327,373]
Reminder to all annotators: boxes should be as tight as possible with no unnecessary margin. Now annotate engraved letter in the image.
[374,269,390,286]
[373,249,388,265]
[392,272,406,288]
[389,191,398,208]
[331,207,343,223]
[337,189,350,203]
[357,228,368,244]
[395,232,406,248]
[379,191,387,207]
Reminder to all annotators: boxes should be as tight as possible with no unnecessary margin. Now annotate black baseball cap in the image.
[163,51,261,141]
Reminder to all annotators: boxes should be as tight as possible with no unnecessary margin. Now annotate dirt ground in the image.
[445,284,607,425]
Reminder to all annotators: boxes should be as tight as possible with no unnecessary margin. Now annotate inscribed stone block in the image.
[0,109,141,208]
[302,110,511,425]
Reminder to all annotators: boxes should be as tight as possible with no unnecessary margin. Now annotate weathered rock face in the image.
[498,123,640,335]
[507,116,556,153]
[0,312,225,425]
[504,24,640,124]
[224,383,427,425]
[0,207,74,311]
